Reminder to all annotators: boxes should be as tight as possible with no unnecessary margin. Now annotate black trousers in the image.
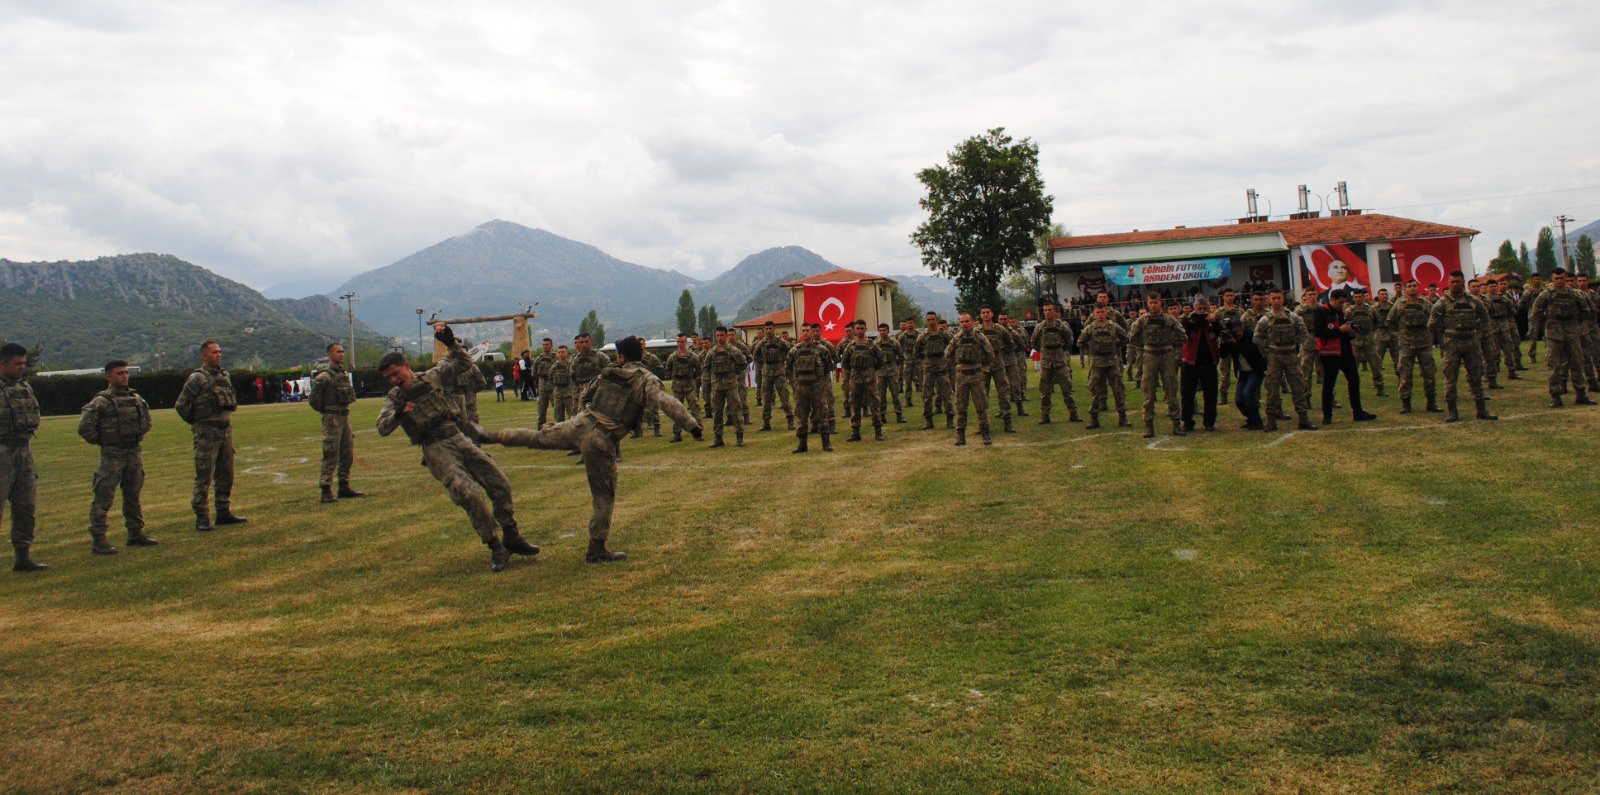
[1320,356,1364,420]
[1180,362,1218,429]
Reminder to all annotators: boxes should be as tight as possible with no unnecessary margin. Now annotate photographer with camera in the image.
[1315,290,1378,424]
[1179,296,1222,432]
[1220,311,1266,430]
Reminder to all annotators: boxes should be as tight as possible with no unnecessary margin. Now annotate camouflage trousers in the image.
[421,433,515,544]
[319,411,354,488]
[1037,363,1077,418]
[1125,346,1142,382]
[1354,340,1386,393]
[536,383,555,427]
[922,365,952,417]
[1218,356,1232,404]
[499,417,619,541]
[1544,336,1589,395]
[902,360,919,403]
[1396,343,1438,403]
[953,370,989,432]
[1087,362,1126,415]
[89,446,144,539]
[1,442,37,549]
[1140,349,1181,424]
[1494,329,1522,372]
[760,371,793,422]
[710,384,744,438]
[190,421,235,515]
[1478,334,1500,380]
[1009,355,1028,401]
[1582,330,1600,388]
[1263,348,1311,416]
[793,379,830,435]
[850,373,881,430]
[1375,334,1400,374]
[876,368,901,416]
[700,379,714,417]
[1300,338,1319,385]
[1439,335,1487,403]
[982,367,1011,419]
[670,380,700,436]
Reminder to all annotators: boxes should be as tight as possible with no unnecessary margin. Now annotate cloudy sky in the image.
[3,0,1597,292]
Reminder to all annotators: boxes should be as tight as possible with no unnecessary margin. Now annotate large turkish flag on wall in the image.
[803,281,860,344]
[1390,237,1461,294]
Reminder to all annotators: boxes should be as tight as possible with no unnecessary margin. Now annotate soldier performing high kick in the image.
[77,360,157,555]
[176,341,247,532]
[310,342,363,503]
[479,336,701,563]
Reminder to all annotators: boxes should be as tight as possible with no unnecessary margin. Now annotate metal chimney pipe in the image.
[1296,185,1310,213]
[1246,188,1258,217]
[1336,181,1349,210]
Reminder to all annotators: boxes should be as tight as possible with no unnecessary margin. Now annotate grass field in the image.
[3,354,1599,794]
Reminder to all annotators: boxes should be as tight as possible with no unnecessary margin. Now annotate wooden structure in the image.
[429,311,537,362]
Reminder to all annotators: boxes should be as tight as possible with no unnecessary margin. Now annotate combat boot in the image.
[1376,386,1388,397]
[1069,409,1082,423]
[1039,413,1051,425]
[1263,416,1278,432]
[586,538,627,563]
[1172,421,1186,437]
[1425,394,1443,413]
[486,538,510,572]
[1550,394,1564,408]
[1003,416,1016,434]
[981,430,993,446]
[786,416,795,430]
[847,427,862,442]
[126,531,159,547]
[653,424,662,437]
[1488,376,1501,390]
[1400,398,1413,414]
[320,485,337,504]
[1445,399,1460,423]
[90,535,118,555]
[761,419,772,431]
[922,416,935,430]
[1143,421,1155,439]
[12,546,46,573]
[1475,399,1499,421]
[874,424,885,442]
[1016,401,1028,417]
[1117,411,1132,428]
[216,510,248,525]
[670,430,683,443]
[736,431,744,447]
[501,525,540,556]
[792,433,808,454]
[195,513,214,533]
[1085,413,1100,430]
[821,433,833,452]
[955,428,967,446]
[1576,392,1598,406]
[1507,370,1521,380]
[1296,413,1319,431]
[945,414,955,429]
[709,435,725,448]
[337,482,364,499]
[895,411,904,424]
[631,427,643,439]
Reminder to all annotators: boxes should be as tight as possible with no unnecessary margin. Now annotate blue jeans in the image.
[1235,369,1264,426]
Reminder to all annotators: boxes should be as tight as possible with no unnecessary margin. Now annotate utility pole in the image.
[416,308,425,355]
[340,292,357,370]
[153,321,166,371]
[1557,215,1574,268]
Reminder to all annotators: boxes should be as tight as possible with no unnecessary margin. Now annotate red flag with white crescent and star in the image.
[1390,237,1461,294]
[803,280,860,344]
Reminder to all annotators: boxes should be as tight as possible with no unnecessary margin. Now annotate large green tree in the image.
[890,288,922,325]
[1519,241,1531,272]
[1535,227,1558,278]
[579,310,606,349]
[1487,239,1529,278]
[675,289,697,335]
[910,128,1054,315]
[697,305,721,338]
[1576,235,1597,278]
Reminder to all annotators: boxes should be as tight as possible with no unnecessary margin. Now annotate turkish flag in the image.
[804,280,860,344]
[1249,264,1274,282]
[1391,237,1461,294]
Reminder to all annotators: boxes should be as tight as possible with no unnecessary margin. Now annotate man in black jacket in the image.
[1314,290,1378,424]
[1179,297,1222,432]
[1220,314,1267,430]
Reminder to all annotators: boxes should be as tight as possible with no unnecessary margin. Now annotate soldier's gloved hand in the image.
[690,425,703,441]
[465,423,497,445]
[434,324,458,348]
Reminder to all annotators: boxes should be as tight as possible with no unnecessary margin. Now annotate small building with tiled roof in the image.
[731,307,794,343]
[1040,212,1479,304]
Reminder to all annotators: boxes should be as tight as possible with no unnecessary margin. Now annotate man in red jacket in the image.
[1179,297,1222,432]
[1314,290,1378,424]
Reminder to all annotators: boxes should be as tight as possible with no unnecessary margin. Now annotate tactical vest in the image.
[548,362,573,387]
[709,347,738,377]
[1346,307,1375,336]
[0,378,41,442]
[395,379,459,445]
[1444,296,1478,335]
[761,340,786,364]
[1085,325,1119,356]
[848,344,877,370]
[954,335,984,370]
[1142,318,1176,349]
[94,390,149,447]
[588,367,645,428]
[572,353,605,383]
[535,353,556,378]
[922,332,949,361]
[1264,315,1298,348]
[670,353,696,379]
[791,345,824,385]
[1398,300,1430,329]
[1547,289,1579,321]
[318,368,357,409]
[1037,322,1068,352]
[1489,298,1512,321]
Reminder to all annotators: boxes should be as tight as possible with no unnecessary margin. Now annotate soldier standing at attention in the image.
[1529,268,1597,407]
[1128,294,1186,438]
[1372,289,1400,376]
[755,322,795,431]
[897,319,920,409]
[998,313,1028,414]
[1344,290,1387,397]
[696,335,715,420]
[77,359,157,554]
[706,327,748,447]
[569,333,612,409]
[1520,275,1545,364]
[1031,302,1080,424]
[310,342,362,504]
[1295,289,1321,386]
[1,343,46,572]
[376,325,538,572]
[1215,289,1244,404]
[1488,281,1523,378]
[786,323,834,453]
[479,336,701,563]
[916,314,954,428]
[1466,279,1502,390]
[1573,273,1600,392]
[176,341,247,532]
[945,313,997,446]
[874,323,904,424]
[533,338,558,427]
[842,320,885,442]
[975,307,1015,431]
[546,346,575,423]
[638,347,668,437]
[1254,290,1319,433]
[1428,271,1497,423]
[1077,306,1131,429]
[665,334,702,442]
[1386,279,1442,415]
[728,332,754,425]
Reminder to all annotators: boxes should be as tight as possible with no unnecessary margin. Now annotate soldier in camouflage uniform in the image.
[945,313,997,446]
[570,333,611,409]
[875,323,904,423]
[546,347,575,424]
[483,336,700,563]
[1128,295,1186,438]
[376,325,538,572]
[841,320,885,441]
[917,314,954,428]
[532,338,558,427]
[1428,272,1497,422]
[1215,290,1244,404]
[441,352,488,426]
[1487,282,1523,379]
[77,359,157,555]
[1574,274,1600,392]
[1295,289,1321,386]
[1,343,46,572]
[1466,279,1502,390]
[665,334,702,442]
[310,342,363,503]
[1385,279,1442,414]
[728,333,754,425]
[634,348,668,437]
[1077,306,1131,429]
[1000,313,1028,413]
[1343,291,1387,397]
[176,341,247,532]
[754,323,795,430]
[786,323,835,452]
[705,328,749,447]
[897,319,920,409]
[1372,289,1399,376]
[1254,290,1319,432]
[1520,276,1545,364]
[1125,309,1144,383]
[975,307,1015,431]
[1031,302,1080,423]
[1529,268,1598,407]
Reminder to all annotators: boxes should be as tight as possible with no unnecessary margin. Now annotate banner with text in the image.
[1103,257,1231,287]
